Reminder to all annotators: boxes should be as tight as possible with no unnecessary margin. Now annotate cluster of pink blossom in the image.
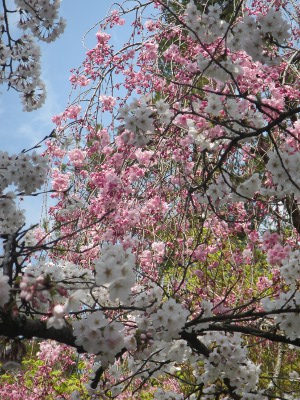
[51,169,71,192]
[261,231,291,266]
[69,74,91,87]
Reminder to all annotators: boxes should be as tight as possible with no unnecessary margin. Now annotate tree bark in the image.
[0,313,85,353]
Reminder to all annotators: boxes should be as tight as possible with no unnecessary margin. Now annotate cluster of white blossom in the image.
[265,149,300,198]
[190,96,264,155]
[197,53,243,83]
[151,298,190,340]
[194,331,264,399]
[155,98,173,124]
[187,119,215,151]
[203,144,300,204]
[74,310,125,367]
[1,0,66,110]
[133,284,163,310]
[0,151,48,234]
[15,0,65,43]
[122,336,193,391]
[118,97,173,147]
[223,97,264,134]
[69,293,192,394]
[262,289,300,341]
[2,33,46,111]
[0,192,25,234]
[260,250,300,341]
[204,173,233,205]
[236,173,261,199]
[118,98,155,147]
[46,267,192,390]
[21,259,92,314]
[280,250,300,285]
[94,243,136,303]
[201,143,300,205]
[184,3,228,44]
[185,1,290,67]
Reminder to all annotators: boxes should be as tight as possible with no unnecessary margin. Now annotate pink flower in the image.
[52,169,70,192]
[96,31,111,44]
[135,149,154,165]
[68,148,87,167]
[78,75,91,86]
[65,105,81,119]
[262,231,280,250]
[99,95,116,111]
[267,243,291,266]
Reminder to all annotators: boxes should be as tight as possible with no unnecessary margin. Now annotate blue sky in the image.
[1,0,147,226]
[1,0,123,153]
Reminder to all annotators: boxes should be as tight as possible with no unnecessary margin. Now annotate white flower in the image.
[53,304,65,318]
[73,319,89,337]
[124,335,137,351]
[95,243,136,286]
[65,290,84,313]
[278,313,300,340]
[47,315,66,330]
[205,93,223,116]
[87,310,107,330]
[236,173,261,199]
[155,99,170,114]
[108,276,133,303]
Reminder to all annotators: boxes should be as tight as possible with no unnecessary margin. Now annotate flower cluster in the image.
[0,151,48,233]
[262,289,300,341]
[74,311,125,366]
[151,298,189,340]
[118,98,155,147]
[68,148,87,167]
[281,250,300,285]
[266,149,300,198]
[2,0,300,398]
[1,0,66,110]
[185,1,290,66]
[20,259,92,314]
[200,332,262,398]
[94,243,136,303]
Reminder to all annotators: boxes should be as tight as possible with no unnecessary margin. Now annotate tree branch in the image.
[0,312,85,353]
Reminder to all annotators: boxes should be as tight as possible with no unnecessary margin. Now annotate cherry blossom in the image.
[2,0,300,399]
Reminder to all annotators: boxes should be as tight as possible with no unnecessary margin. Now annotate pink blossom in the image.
[65,105,81,119]
[267,243,291,266]
[96,31,111,44]
[262,231,280,250]
[77,75,91,86]
[52,169,70,191]
[68,148,87,167]
[99,95,116,111]
[135,149,154,165]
